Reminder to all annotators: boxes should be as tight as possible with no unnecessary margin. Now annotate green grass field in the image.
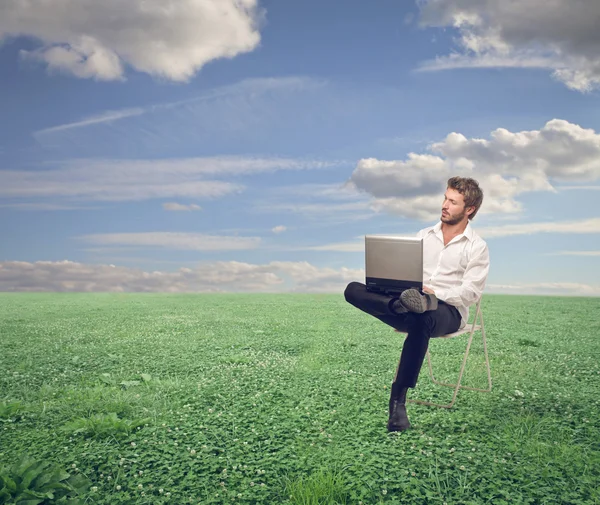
[1,293,599,504]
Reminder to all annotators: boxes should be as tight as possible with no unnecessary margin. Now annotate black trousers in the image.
[344,282,462,388]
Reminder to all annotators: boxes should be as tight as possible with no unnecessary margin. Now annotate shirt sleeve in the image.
[434,240,490,308]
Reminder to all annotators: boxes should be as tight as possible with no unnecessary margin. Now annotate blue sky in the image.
[1,0,600,294]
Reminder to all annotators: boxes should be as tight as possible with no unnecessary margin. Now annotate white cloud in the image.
[254,183,376,225]
[487,282,600,296]
[260,201,373,216]
[23,35,125,81]
[477,218,600,238]
[546,250,600,256]
[0,202,97,211]
[162,203,202,212]
[255,201,376,228]
[76,232,261,251]
[0,156,336,205]
[348,155,448,199]
[271,225,287,234]
[557,185,600,190]
[269,261,363,293]
[417,0,600,92]
[348,119,600,220]
[3,0,262,81]
[430,120,600,181]
[367,194,451,222]
[0,260,363,293]
[2,259,597,295]
[34,76,325,139]
[266,182,370,201]
[36,108,145,135]
[306,241,363,252]
[1,171,239,203]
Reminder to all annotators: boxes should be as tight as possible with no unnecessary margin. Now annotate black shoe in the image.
[387,399,411,432]
[400,288,434,313]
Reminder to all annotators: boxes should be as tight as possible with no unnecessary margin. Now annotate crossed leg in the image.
[344,281,461,430]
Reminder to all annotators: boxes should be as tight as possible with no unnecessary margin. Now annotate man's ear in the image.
[466,205,475,217]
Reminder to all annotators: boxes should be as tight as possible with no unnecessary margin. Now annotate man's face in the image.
[441,188,471,225]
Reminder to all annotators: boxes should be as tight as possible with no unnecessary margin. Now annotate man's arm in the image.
[430,241,490,308]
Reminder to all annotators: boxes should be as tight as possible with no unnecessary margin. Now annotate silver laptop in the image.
[365,235,423,295]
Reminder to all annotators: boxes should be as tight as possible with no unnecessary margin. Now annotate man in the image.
[344,176,490,432]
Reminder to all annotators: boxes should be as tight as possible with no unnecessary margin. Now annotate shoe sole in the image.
[400,289,428,313]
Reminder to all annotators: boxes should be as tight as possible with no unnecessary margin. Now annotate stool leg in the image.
[405,300,492,408]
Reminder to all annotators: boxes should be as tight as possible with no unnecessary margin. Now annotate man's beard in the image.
[441,210,466,225]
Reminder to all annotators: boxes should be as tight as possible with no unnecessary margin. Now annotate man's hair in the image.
[447,176,483,220]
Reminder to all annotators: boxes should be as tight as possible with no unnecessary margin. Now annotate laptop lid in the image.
[365,235,423,294]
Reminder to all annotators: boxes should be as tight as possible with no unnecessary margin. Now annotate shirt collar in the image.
[463,221,474,241]
[430,220,474,242]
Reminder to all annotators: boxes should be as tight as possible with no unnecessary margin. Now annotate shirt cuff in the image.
[432,287,448,302]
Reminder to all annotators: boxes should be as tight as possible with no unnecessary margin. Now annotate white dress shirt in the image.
[417,221,490,329]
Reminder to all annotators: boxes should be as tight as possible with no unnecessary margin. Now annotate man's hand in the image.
[422,285,435,295]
